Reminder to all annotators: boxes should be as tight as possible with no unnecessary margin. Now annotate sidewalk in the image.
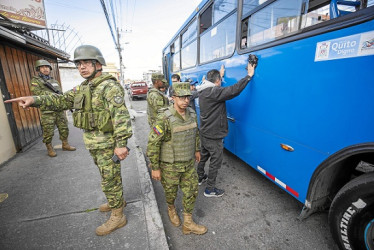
[0,99,168,249]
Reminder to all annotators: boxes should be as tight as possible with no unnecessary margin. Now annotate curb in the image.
[125,90,168,250]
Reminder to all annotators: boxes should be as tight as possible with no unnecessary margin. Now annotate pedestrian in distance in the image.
[196,59,257,198]
[31,59,76,157]
[167,73,180,98]
[147,73,169,127]
[187,78,199,111]
[147,82,207,235]
[5,45,133,236]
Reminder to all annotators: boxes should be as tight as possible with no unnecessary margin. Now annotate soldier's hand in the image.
[114,146,130,161]
[195,151,201,163]
[4,96,35,109]
[152,169,161,181]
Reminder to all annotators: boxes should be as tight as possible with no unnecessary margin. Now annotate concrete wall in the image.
[0,88,16,165]
[58,63,84,92]
[59,62,120,92]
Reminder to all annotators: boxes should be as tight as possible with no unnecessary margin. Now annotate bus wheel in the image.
[328,172,374,250]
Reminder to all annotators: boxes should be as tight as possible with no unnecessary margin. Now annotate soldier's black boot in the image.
[46,143,57,157]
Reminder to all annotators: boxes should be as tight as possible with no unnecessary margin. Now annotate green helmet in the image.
[35,60,52,71]
[73,45,106,66]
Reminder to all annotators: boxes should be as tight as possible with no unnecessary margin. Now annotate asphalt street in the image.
[128,97,339,250]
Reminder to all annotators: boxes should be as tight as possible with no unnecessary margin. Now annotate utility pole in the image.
[116,27,123,85]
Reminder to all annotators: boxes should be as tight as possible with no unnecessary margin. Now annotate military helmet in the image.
[172,82,191,96]
[35,59,52,70]
[73,45,106,66]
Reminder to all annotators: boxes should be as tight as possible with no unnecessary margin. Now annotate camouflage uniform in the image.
[147,73,169,127]
[33,74,133,209]
[147,104,200,213]
[30,74,69,144]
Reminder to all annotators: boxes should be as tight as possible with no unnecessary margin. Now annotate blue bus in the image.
[162,0,374,249]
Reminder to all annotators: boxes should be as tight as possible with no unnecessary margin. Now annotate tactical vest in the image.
[160,107,197,163]
[72,74,116,132]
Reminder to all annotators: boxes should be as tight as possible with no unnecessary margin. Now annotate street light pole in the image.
[116,27,123,84]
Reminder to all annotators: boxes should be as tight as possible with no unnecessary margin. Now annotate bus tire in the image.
[328,172,374,250]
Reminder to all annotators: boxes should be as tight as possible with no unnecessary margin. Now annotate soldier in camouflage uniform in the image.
[146,73,169,127]
[147,82,207,235]
[31,60,76,157]
[6,45,132,236]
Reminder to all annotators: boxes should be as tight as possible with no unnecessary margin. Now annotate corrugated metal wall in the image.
[0,42,61,151]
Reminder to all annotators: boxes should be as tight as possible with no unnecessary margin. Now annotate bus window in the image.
[182,19,197,46]
[301,4,330,28]
[244,0,303,47]
[213,0,237,23]
[171,37,181,72]
[200,4,212,34]
[200,12,237,63]
[301,0,374,28]
[181,19,197,69]
[242,0,271,17]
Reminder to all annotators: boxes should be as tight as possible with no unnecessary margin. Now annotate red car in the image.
[129,82,148,100]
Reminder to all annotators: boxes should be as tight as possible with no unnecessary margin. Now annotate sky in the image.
[43,0,201,80]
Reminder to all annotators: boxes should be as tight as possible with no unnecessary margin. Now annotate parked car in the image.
[129,82,148,100]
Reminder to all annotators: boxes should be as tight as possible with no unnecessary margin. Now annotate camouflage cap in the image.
[172,82,191,97]
[151,73,167,83]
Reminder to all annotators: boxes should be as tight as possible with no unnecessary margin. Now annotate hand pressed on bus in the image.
[4,96,35,109]
[247,62,255,78]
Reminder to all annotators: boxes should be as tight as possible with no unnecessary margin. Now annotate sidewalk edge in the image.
[134,145,169,250]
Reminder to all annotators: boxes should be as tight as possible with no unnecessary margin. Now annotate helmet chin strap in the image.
[84,61,102,80]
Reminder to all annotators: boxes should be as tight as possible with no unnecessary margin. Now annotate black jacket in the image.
[196,75,251,139]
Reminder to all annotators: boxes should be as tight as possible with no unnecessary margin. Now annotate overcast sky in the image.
[43,0,201,80]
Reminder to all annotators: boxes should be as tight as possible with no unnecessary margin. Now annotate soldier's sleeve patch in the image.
[114,95,124,104]
[31,82,38,87]
[153,125,163,135]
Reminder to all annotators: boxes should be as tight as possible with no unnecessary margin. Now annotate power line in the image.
[99,0,116,46]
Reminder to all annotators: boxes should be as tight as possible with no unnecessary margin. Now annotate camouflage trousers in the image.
[89,148,124,209]
[40,111,69,144]
[160,159,198,214]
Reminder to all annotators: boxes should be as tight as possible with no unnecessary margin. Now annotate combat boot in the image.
[46,143,57,157]
[62,140,76,151]
[167,205,181,227]
[182,212,207,235]
[96,206,127,236]
[99,200,127,212]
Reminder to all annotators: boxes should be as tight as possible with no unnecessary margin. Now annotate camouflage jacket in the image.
[147,106,200,171]
[33,74,133,150]
[146,88,169,126]
[30,75,63,113]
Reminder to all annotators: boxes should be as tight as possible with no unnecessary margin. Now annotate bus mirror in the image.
[248,54,258,67]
